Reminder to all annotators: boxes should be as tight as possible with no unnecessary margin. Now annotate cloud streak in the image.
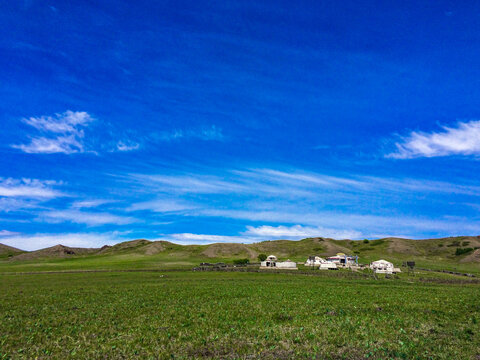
[156,125,224,142]
[0,230,20,236]
[243,224,361,239]
[387,120,480,159]
[0,178,63,198]
[37,209,138,226]
[13,111,94,154]
[131,168,480,201]
[116,141,140,152]
[12,111,141,154]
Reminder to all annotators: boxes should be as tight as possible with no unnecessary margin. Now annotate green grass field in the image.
[1,270,479,359]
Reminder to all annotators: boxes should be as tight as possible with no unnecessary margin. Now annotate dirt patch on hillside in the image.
[142,242,166,255]
[460,248,480,263]
[321,240,352,256]
[387,238,420,255]
[97,239,151,254]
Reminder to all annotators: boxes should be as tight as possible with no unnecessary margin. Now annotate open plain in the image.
[1,237,480,359]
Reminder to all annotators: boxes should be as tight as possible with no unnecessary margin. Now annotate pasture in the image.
[1,270,479,359]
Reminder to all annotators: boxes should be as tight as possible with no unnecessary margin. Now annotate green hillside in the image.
[0,243,25,260]
[1,236,479,274]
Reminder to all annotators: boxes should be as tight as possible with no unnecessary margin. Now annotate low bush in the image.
[447,241,461,247]
[233,258,250,265]
[455,248,474,256]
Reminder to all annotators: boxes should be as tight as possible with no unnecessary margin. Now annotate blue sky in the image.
[2,0,480,250]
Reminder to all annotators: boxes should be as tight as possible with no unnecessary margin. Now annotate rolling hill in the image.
[0,243,24,259]
[1,235,479,273]
[11,244,101,261]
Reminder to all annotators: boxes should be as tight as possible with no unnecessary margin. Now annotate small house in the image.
[326,253,358,266]
[370,259,397,274]
[261,255,278,268]
[305,256,337,270]
[319,262,338,270]
[260,255,297,270]
[305,256,326,266]
[276,259,297,269]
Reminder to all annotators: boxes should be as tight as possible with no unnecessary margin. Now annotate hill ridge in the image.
[2,235,479,265]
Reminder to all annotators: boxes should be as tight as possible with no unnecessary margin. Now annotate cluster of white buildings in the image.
[260,255,297,269]
[304,256,338,270]
[260,253,401,274]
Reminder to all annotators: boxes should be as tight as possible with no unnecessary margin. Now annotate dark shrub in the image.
[447,241,461,247]
[363,239,369,244]
[257,254,267,262]
[455,248,474,256]
[234,258,250,265]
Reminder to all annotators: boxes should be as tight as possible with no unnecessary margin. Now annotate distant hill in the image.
[96,239,183,255]
[11,244,100,261]
[4,236,480,267]
[0,243,24,259]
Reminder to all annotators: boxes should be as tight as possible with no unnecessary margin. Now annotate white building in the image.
[326,253,358,266]
[260,255,297,270]
[319,262,338,270]
[305,256,337,270]
[261,255,277,267]
[305,256,326,266]
[276,259,297,269]
[370,259,397,274]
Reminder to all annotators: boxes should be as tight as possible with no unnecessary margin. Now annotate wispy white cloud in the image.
[71,199,114,209]
[244,169,366,189]
[387,120,480,159]
[37,209,137,226]
[243,224,361,239]
[133,174,248,194]
[22,110,93,133]
[157,125,224,142]
[0,230,20,236]
[12,111,141,154]
[115,140,140,152]
[128,198,195,212]
[0,198,42,213]
[0,178,63,198]
[126,166,480,239]
[14,135,86,154]
[12,111,94,154]
[131,168,480,199]
[164,224,361,245]
[166,233,247,244]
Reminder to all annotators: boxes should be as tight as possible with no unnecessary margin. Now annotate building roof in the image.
[371,259,393,265]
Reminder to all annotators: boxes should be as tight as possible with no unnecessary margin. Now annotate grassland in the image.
[1,270,479,359]
[1,237,479,359]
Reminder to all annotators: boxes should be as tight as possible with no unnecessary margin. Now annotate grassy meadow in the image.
[1,270,480,359]
[1,237,480,359]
